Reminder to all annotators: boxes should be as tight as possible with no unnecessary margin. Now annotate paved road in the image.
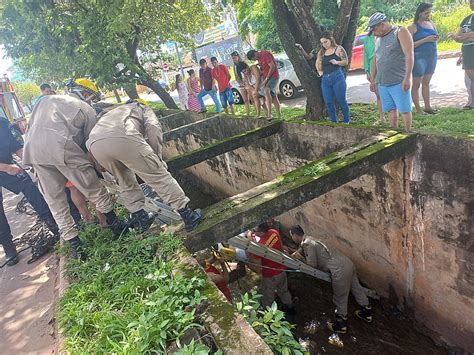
[140,57,468,110]
[0,189,58,354]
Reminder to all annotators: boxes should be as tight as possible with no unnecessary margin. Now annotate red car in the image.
[350,33,367,71]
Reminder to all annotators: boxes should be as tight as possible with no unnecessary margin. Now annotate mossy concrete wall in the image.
[163,112,472,351]
[275,135,473,351]
[163,115,377,199]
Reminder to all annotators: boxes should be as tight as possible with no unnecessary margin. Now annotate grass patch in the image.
[206,102,472,136]
[58,223,210,353]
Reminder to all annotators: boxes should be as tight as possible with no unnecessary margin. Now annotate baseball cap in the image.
[366,12,387,34]
[231,51,240,57]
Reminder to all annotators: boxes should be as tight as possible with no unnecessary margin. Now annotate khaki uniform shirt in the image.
[86,103,163,157]
[23,94,97,167]
[298,236,333,272]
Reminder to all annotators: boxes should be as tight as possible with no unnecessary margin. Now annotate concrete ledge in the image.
[184,132,417,252]
[167,122,283,171]
[174,248,273,354]
[163,115,221,142]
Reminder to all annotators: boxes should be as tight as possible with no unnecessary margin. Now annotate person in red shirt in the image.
[196,252,233,302]
[210,57,235,115]
[247,50,282,121]
[248,221,294,312]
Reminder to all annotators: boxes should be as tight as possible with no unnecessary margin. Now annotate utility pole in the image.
[174,42,185,79]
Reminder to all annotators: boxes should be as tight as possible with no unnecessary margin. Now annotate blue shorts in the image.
[413,50,437,77]
[378,83,412,113]
[267,78,278,95]
[219,87,234,108]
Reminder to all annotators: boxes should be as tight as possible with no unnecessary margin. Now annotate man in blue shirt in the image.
[0,116,59,266]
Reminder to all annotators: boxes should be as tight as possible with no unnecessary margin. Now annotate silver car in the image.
[231,53,302,104]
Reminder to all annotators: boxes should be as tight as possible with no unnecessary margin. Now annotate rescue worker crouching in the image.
[247,220,295,316]
[196,251,233,303]
[86,99,203,232]
[289,225,372,333]
[23,78,128,260]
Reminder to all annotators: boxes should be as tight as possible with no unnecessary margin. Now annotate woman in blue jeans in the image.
[316,32,350,123]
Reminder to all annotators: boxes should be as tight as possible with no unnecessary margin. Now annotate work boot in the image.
[129,209,155,232]
[68,236,86,261]
[281,304,297,323]
[105,211,128,238]
[355,305,373,323]
[177,205,204,232]
[2,239,19,266]
[43,216,60,237]
[327,314,348,334]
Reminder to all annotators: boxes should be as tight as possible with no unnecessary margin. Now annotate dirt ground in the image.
[0,189,59,354]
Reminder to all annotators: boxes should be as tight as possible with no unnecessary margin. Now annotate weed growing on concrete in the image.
[58,223,211,353]
[302,162,330,177]
[236,291,307,355]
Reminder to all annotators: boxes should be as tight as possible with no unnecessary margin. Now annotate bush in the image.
[58,224,209,353]
[236,291,307,355]
[358,3,471,50]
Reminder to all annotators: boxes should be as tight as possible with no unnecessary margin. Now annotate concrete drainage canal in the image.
[57,109,472,353]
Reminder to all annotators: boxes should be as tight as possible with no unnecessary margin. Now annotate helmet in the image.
[66,78,100,101]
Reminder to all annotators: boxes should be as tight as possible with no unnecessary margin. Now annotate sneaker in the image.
[355,306,373,323]
[177,206,204,232]
[129,209,155,232]
[68,236,86,261]
[327,314,347,334]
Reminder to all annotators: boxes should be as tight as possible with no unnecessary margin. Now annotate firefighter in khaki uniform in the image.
[289,225,372,333]
[23,79,127,259]
[86,99,203,232]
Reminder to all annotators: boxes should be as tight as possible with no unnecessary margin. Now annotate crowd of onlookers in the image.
[174,49,282,122]
[174,1,473,131]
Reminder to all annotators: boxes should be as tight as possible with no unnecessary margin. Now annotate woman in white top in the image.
[174,74,189,110]
[237,61,264,118]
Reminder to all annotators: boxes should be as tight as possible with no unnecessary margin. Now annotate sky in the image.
[0,46,13,76]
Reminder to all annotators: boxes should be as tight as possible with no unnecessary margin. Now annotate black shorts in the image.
[462,44,474,70]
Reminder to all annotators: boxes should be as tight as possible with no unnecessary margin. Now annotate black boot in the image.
[281,304,297,323]
[2,238,19,266]
[68,236,86,261]
[328,314,348,334]
[355,305,373,323]
[177,206,204,232]
[43,216,59,237]
[129,209,155,232]
[105,211,128,238]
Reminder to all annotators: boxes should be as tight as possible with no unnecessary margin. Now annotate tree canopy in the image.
[0,0,216,107]
[12,81,40,111]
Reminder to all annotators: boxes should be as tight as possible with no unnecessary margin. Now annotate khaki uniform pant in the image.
[89,137,189,213]
[260,272,293,308]
[329,253,369,317]
[33,163,113,241]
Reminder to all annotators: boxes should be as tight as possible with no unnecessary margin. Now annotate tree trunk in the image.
[113,89,122,103]
[124,83,139,100]
[340,0,361,66]
[272,0,325,120]
[142,79,178,109]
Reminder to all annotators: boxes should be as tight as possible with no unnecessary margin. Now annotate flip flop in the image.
[423,108,438,115]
